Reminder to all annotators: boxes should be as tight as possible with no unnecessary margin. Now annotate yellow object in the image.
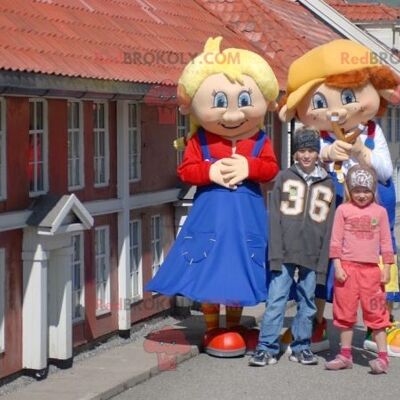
[286,39,380,111]
[378,255,399,293]
[387,324,400,349]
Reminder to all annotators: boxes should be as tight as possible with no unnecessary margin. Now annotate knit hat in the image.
[286,39,380,111]
[292,128,320,154]
[346,165,377,193]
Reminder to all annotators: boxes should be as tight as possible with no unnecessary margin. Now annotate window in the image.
[0,249,4,352]
[0,99,6,200]
[68,101,84,190]
[29,99,48,196]
[71,233,85,322]
[265,111,274,139]
[129,220,142,301]
[93,102,109,187]
[128,103,141,182]
[95,226,110,315]
[176,110,189,165]
[151,215,163,276]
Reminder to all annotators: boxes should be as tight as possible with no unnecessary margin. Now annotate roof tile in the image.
[0,0,261,85]
[196,0,340,87]
[327,1,400,22]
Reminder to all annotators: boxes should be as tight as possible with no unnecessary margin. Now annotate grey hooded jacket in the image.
[268,164,336,285]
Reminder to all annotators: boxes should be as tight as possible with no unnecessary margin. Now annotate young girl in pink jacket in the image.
[326,165,394,374]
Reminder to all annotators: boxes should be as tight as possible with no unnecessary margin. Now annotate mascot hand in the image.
[209,160,236,189]
[350,137,372,165]
[220,154,249,187]
[321,140,352,162]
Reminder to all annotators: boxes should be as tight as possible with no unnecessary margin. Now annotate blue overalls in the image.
[146,129,271,306]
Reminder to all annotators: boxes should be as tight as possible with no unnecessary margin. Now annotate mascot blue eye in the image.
[238,91,252,107]
[213,92,228,108]
[312,93,328,109]
[341,89,356,105]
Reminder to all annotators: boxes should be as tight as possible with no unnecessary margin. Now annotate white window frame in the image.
[95,226,111,316]
[151,215,163,277]
[128,103,141,182]
[71,233,85,323]
[93,102,109,187]
[68,101,84,191]
[0,249,5,353]
[29,99,48,197]
[0,98,6,201]
[176,110,189,166]
[129,219,143,302]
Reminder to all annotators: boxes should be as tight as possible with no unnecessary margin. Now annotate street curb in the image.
[89,301,297,400]
[1,302,296,400]
[87,311,261,400]
[89,302,296,400]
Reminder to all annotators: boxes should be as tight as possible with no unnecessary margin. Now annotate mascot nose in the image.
[222,110,245,124]
[326,109,347,123]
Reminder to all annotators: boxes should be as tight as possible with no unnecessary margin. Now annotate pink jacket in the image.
[329,202,394,265]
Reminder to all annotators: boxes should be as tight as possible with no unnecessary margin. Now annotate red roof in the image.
[327,1,400,22]
[0,0,261,86]
[196,0,340,87]
[0,0,342,90]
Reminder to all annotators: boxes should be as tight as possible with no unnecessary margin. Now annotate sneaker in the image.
[248,350,277,367]
[310,318,330,353]
[369,357,388,374]
[325,354,353,370]
[289,349,318,365]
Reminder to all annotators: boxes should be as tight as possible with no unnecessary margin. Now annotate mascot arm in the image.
[177,136,212,186]
[370,124,393,182]
[246,140,280,182]
[350,137,372,165]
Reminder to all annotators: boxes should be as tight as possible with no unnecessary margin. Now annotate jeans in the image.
[257,264,317,355]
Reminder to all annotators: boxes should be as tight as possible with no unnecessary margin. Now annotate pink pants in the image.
[333,261,390,330]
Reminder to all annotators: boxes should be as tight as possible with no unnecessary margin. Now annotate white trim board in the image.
[129,188,181,210]
[0,189,181,231]
[0,210,32,232]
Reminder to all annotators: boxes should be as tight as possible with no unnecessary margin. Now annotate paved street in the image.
[113,303,400,400]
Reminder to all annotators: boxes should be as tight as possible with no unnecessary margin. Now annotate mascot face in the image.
[188,73,268,139]
[296,81,380,132]
[279,40,399,131]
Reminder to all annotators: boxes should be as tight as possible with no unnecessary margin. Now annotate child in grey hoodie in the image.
[249,128,335,367]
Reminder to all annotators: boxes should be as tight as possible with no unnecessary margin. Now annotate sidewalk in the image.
[1,304,266,400]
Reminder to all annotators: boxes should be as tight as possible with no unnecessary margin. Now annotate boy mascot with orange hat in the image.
[146,37,280,357]
[279,39,400,356]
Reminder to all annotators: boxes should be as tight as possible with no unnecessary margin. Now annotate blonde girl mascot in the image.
[146,37,280,357]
